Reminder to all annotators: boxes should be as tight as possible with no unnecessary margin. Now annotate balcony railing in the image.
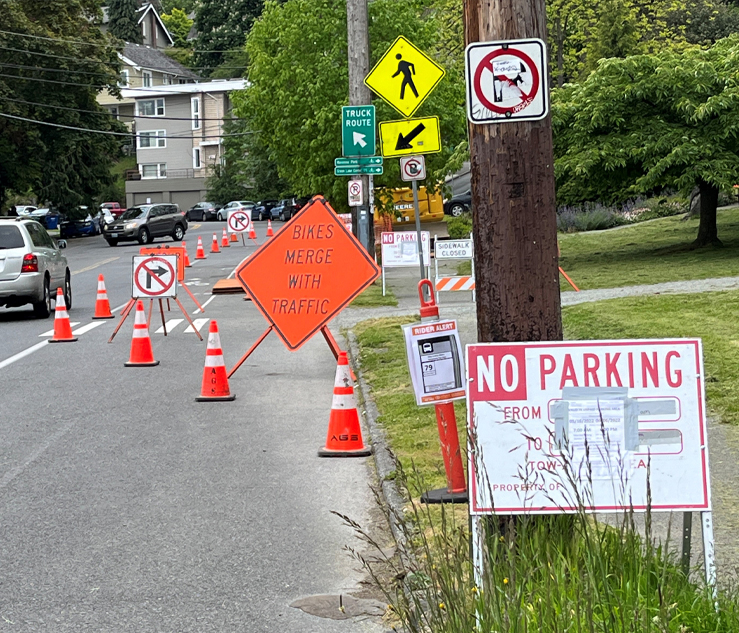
[125,168,206,181]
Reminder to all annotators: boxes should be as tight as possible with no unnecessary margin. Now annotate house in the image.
[121,80,248,210]
[98,43,200,127]
[101,2,173,50]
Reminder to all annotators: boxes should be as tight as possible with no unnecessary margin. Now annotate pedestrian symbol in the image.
[365,36,445,118]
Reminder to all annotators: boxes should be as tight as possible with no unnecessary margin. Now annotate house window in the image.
[138,130,166,149]
[191,97,200,130]
[119,69,129,87]
[140,163,167,179]
[193,148,201,169]
[142,71,152,88]
[110,106,119,120]
[137,98,165,117]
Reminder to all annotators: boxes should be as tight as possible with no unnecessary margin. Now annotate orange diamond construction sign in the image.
[235,196,380,350]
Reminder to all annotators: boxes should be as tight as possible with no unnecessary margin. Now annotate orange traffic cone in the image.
[92,274,114,319]
[49,288,78,343]
[248,225,257,242]
[221,228,230,248]
[196,320,235,402]
[318,352,372,457]
[182,241,192,267]
[266,220,274,237]
[195,236,207,260]
[211,233,221,253]
[124,300,159,367]
[230,231,238,243]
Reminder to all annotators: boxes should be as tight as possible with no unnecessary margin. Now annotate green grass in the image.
[564,290,739,424]
[350,281,398,307]
[559,207,739,291]
[111,155,136,179]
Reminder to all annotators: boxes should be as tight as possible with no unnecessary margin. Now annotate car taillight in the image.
[21,254,38,273]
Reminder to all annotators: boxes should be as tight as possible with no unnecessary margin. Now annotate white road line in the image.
[39,322,81,337]
[194,296,215,315]
[71,256,119,276]
[0,340,49,370]
[155,318,184,334]
[184,318,209,333]
[112,301,131,313]
[72,322,106,335]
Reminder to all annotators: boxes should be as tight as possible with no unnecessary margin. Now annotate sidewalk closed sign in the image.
[404,320,465,406]
[466,339,712,515]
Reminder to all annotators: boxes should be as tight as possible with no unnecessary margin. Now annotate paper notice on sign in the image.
[493,60,520,75]
[567,400,629,480]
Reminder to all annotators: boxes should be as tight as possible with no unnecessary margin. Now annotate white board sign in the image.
[381,231,430,268]
[348,180,363,207]
[403,320,466,406]
[465,38,548,124]
[227,209,251,233]
[132,255,178,299]
[435,239,473,260]
[400,156,426,182]
[466,339,711,515]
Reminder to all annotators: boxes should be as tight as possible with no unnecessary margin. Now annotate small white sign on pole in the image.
[400,155,426,182]
[403,320,465,406]
[348,180,363,207]
[435,239,473,260]
[227,209,251,233]
[132,255,178,299]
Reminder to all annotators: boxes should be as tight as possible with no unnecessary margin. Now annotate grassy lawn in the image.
[350,280,398,307]
[559,207,739,291]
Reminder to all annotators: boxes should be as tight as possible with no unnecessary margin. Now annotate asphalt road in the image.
[0,220,386,632]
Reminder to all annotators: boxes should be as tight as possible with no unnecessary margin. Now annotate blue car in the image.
[60,214,101,238]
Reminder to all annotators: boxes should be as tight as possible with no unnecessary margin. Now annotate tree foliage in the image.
[161,8,193,48]
[0,0,126,217]
[232,0,466,213]
[552,35,739,245]
[107,0,142,44]
[193,0,264,75]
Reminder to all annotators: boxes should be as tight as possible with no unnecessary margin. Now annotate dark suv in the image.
[187,202,218,222]
[254,200,278,221]
[276,197,310,222]
[103,203,187,246]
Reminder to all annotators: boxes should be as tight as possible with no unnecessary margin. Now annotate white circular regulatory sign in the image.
[465,38,548,124]
[227,209,251,233]
[400,155,426,182]
[132,255,177,298]
[348,179,363,207]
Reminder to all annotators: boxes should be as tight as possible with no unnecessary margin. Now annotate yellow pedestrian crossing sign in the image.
[364,36,445,118]
[379,116,441,158]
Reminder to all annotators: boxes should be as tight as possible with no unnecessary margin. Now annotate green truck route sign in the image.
[342,105,376,157]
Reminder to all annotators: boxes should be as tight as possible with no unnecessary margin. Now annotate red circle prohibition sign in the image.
[134,256,175,296]
[473,48,540,116]
[228,211,250,232]
[349,182,361,196]
[403,158,422,178]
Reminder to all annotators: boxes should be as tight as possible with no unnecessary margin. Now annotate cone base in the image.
[196,394,236,402]
[419,488,469,504]
[92,314,115,320]
[49,337,78,343]
[318,446,372,458]
[124,360,160,367]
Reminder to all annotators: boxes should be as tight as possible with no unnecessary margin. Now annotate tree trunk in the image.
[692,179,722,248]
[465,0,562,343]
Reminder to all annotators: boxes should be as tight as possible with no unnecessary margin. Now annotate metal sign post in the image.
[411,179,427,291]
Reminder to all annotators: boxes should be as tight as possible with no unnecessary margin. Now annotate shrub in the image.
[445,214,472,239]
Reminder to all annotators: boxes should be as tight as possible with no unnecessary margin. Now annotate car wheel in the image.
[172,224,185,241]
[106,239,118,247]
[259,212,265,221]
[63,271,72,310]
[138,227,151,245]
[279,212,285,222]
[33,276,51,319]
[450,204,466,217]
[217,211,223,221]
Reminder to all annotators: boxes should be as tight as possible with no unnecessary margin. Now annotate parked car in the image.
[59,213,101,238]
[275,196,311,222]
[443,190,471,217]
[100,202,126,219]
[98,208,115,228]
[102,203,187,246]
[253,200,279,221]
[187,202,218,222]
[0,217,70,318]
[15,206,37,216]
[220,200,257,221]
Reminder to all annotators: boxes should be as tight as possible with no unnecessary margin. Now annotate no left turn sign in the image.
[465,39,548,124]
[132,255,177,298]
[228,209,252,233]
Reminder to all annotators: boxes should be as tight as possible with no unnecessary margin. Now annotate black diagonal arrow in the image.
[395,123,426,151]
[146,265,168,290]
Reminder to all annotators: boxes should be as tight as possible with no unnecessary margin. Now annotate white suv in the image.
[0,218,70,318]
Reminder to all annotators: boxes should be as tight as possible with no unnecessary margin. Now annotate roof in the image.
[136,3,174,46]
[121,79,248,100]
[121,43,200,79]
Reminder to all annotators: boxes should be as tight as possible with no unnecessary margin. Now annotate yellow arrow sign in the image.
[379,116,441,158]
[365,36,445,118]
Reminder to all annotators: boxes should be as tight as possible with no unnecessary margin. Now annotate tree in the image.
[107,0,142,44]
[193,0,265,75]
[0,0,126,217]
[161,0,196,12]
[161,7,193,47]
[553,36,739,247]
[233,0,466,212]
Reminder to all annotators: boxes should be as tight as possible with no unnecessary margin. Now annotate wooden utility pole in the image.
[346,0,374,254]
[465,0,562,343]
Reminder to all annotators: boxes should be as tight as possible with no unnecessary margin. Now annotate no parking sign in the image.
[465,39,548,124]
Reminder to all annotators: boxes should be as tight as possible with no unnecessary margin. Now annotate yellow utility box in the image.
[376,187,445,225]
